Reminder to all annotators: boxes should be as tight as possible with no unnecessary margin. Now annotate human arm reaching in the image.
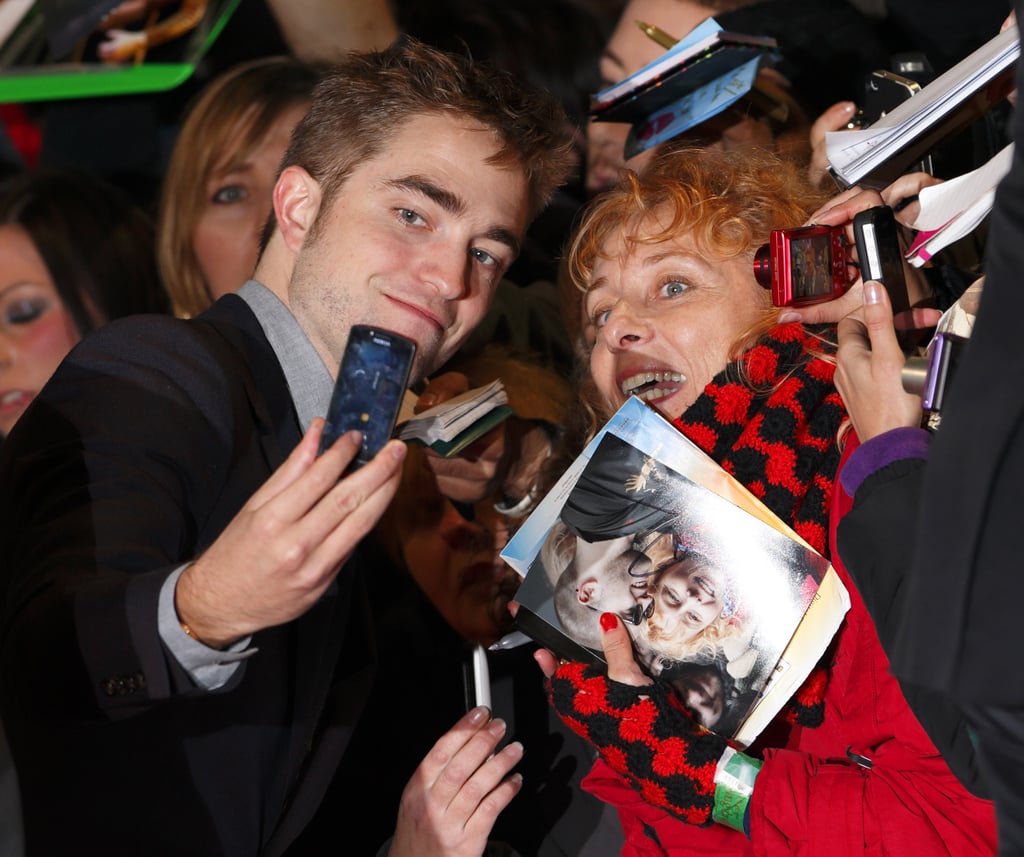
[387,706,524,857]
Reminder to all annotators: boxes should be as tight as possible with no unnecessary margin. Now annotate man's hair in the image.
[263,37,576,249]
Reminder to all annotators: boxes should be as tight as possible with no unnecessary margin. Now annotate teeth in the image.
[1,391,24,406]
[620,370,686,399]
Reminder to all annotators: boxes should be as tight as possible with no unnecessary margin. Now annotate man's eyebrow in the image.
[388,174,521,256]
[387,175,464,215]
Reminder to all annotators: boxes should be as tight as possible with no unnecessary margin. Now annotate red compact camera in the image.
[753,224,849,307]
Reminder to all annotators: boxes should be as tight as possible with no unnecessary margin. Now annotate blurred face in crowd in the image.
[671,664,726,727]
[585,216,770,419]
[192,102,309,300]
[0,226,81,436]
[402,491,522,646]
[587,0,776,195]
[283,113,529,381]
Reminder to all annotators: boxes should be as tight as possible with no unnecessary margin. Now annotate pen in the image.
[488,630,532,651]
[636,19,677,50]
[634,19,789,125]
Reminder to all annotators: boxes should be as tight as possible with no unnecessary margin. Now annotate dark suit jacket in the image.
[0,296,375,856]
[894,0,1024,708]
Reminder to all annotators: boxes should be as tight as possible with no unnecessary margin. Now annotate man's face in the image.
[286,113,530,381]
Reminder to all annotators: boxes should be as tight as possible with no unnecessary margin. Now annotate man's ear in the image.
[273,165,323,254]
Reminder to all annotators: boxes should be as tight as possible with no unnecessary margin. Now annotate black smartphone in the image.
[753,223,849,307]
[319,325,416,468]
[853,205,910,315]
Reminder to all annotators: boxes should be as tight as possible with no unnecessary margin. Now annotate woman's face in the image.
[653,558,726,640]
[575,534,654,620]
[585,218,770,420]
[0,225,81,436]
[587,0,774,195]
[192,102,308,301]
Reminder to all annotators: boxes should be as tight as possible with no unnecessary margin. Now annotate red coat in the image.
[580,442,997,856]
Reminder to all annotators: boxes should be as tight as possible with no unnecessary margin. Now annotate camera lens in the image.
[901,355,929,396]
[753,244,772,289]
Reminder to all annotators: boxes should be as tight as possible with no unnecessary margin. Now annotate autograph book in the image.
[589,18,779,158]
[826,22,1019,189]
[502,397,849,747]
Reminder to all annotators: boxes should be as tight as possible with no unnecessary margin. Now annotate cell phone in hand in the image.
[753,223,849,307]
[853,205,910,315]
[319,325,416,469]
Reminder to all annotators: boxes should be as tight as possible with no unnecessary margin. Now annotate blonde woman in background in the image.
[158,56,319,317]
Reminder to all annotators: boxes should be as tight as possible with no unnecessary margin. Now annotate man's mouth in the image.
[619,370,686,403]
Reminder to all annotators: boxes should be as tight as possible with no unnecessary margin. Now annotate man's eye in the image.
[471,247,497,267]
[398,208,425,226]
[211,185,247,204]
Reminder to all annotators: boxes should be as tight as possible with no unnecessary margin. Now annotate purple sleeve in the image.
[839,427,931,497]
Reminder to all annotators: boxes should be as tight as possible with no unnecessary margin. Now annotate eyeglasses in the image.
[623,597,656,626]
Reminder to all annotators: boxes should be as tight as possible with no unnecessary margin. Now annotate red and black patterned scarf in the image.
[674,321,846,726]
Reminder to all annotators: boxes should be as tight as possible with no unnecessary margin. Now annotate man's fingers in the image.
[299,439,406,569]
[600,613,652,686]
[415,371,469,413]
[246,418,346,508]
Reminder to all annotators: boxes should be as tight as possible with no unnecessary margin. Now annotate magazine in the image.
[502,397,849,747]
[0,0,241,102]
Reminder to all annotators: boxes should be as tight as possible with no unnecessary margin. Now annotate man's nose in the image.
[419,243,470,299]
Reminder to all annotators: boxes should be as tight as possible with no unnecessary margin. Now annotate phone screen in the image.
[320,325,416,466]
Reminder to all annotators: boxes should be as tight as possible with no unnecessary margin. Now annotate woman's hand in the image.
[543,613,726,827]
[836,282,931,441]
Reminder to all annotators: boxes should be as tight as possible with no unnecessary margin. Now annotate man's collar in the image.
[236,280,334,430]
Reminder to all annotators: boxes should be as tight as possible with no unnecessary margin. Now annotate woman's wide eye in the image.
[662,280,688,297]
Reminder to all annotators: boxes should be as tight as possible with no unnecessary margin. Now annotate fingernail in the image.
[778,311,801,324]
[600,612,618,632]
[388,440,408,461]
[864,281,882,305]
[419,393,438,409]
[839,101,855,114]
[488,717,508,737]
[469,706,490,725]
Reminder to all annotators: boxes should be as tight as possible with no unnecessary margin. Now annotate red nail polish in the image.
[600,612,618,632]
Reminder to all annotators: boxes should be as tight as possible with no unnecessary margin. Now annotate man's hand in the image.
[175,418,405,648]
[416,374,505,504]
[388,707,524,857]
[836,282,929,441]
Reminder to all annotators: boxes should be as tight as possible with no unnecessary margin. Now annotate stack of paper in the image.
[398,380,512,457]
[905,144,1013,266]
[826,24,1019,189]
